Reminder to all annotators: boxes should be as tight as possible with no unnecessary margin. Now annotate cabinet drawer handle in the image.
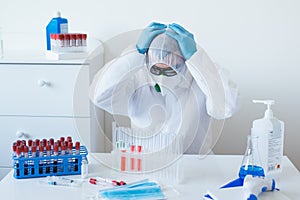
[16,131,27,138]
[38,80,51,87]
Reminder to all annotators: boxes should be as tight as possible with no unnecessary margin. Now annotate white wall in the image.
[1,0,299,170]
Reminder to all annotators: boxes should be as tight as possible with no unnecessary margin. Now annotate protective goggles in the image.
[150,65,177,77]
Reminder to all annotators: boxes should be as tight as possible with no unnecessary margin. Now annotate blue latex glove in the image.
[166,23,197,60]
[136,22,167,54]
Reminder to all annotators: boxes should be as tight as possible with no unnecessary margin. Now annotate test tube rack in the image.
[12,143,88,179]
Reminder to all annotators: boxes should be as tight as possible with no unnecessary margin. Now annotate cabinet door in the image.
[0,116,90,167]
[0,64,89,117]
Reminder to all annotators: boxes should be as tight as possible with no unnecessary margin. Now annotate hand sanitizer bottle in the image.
[46,11,68,50]
[251,100,284,175]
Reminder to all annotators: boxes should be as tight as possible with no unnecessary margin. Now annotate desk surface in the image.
[0,155,299,200]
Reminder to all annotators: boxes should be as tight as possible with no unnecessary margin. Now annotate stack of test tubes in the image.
[50,33,87,53]
[111,122,183,182]
[12,136,88,179]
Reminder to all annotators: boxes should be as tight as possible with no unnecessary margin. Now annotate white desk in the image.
[0,155,299,200]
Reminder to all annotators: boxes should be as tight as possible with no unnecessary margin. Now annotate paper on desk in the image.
[203,187,290,200]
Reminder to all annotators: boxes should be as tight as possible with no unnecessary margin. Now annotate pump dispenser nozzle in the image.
[253,100,275,118]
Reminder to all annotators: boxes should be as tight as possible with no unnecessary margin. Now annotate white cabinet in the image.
[0,44,105,178]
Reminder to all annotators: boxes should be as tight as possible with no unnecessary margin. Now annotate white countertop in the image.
[0,154,299,200]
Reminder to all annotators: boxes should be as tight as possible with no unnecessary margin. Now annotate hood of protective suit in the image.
[146,29,186,74]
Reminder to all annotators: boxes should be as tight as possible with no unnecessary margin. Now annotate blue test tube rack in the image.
[12,146,88,179]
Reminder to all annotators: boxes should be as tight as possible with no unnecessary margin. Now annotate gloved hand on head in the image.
[166,23,197,60]
[136,22,167,54]
[136,22,197,60]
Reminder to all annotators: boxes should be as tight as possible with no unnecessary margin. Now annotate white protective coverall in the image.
[89,32,238,155]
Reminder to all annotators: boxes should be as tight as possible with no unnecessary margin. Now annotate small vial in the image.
[39,145,44,157]
[81,159,88,179]
[16,140,22,146]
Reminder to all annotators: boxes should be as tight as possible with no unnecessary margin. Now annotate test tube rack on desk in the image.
[12,137,88,179]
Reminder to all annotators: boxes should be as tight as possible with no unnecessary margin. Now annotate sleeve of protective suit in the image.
[89,45,145,115]
[186,46,239,119]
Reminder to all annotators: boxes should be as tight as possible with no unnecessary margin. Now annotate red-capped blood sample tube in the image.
[12,143,17,156]
[68,142,73,154]
[58,34,64,50]
[31,146,36,158]
[35,139,40,147]
[22,140,26,146]
[137,145,142,171]
[46,145,51,157]
[67,136,72,142]
[60,137,65,143]
[76,34,82,47]
[42,139,47,147]
[82,34,87,47]
[49,138,54,150]
[70,34,76,47]
[28,139,33,151]
[24,146,29,175]
[61,145,66,156]
[130,145,135,171]
[75,142,80,155]
[121,149,127,171]
[16,140,22,147]
[65,34,70,48]
[39,145,44,157]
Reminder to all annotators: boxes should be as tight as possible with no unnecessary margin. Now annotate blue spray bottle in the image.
[46,11,68,50]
